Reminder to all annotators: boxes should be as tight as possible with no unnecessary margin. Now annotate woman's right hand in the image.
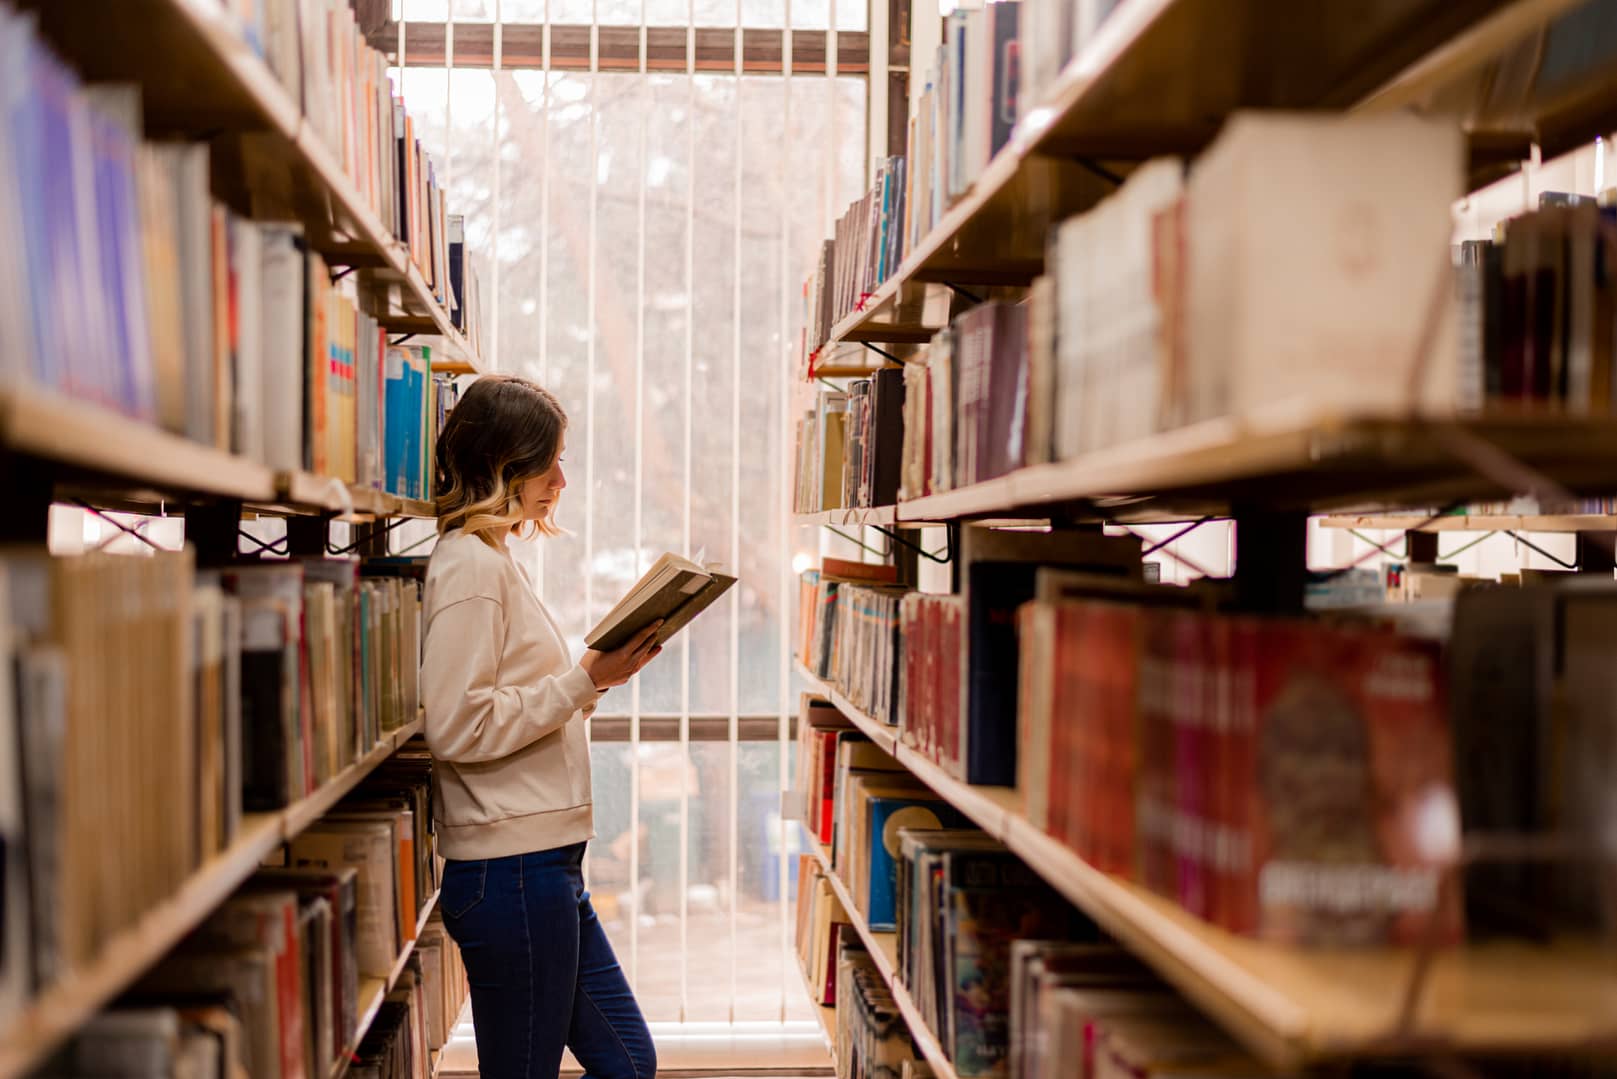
[581,622,664,689]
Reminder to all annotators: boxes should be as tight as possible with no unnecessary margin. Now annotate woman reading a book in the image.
[423,374,662,1079]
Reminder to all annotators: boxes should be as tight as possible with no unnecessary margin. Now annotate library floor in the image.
[438,907,832,1076]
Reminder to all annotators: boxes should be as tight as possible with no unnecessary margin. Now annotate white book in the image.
[153,143,217,445]
[260,224,306,471]
[0,13,30,385]
[231,218,265,463]
[1186,112,1463,424]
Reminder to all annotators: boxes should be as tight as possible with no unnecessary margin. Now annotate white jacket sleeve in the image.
[422,594,601,764]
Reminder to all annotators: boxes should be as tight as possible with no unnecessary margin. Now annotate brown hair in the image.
[435,374,567,547]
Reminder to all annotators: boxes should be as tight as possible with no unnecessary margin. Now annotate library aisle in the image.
[8,0,1617,1078]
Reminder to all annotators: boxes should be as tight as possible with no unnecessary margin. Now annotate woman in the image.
[422,374,661,1079]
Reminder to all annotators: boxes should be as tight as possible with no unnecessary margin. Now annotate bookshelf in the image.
[27,0,485,373]
[334,888,445,1079]
[0,718,426,1079]
[795,663,1617,1071]
[821,0,1595,354]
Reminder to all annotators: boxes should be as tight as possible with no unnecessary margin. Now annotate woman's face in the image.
[518,445,567,522]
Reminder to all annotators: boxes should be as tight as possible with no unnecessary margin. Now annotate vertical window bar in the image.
[630,0,649,1009]
[776,0,794,1026]
[535,0,553,591]
[727,0,743,1027]
[678,0,694,1027]
[491,0,503,375]
[444,12,455,195]
[397,4,406,98]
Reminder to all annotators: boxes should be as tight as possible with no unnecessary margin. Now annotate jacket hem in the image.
[435,803,596,861]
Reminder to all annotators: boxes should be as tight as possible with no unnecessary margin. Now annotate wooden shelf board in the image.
[277,474,439,520]
[893,411,1617,522]
[1318,513,1617,534]
[0,718,425,1079]
[800,666,1617,1069]
[0,390,279,503]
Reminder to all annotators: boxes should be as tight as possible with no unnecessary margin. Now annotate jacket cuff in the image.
[559,662,603,711]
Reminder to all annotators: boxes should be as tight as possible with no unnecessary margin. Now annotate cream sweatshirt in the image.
[421,529,602,860]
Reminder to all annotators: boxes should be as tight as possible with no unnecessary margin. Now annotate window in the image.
[395,0,866,1022]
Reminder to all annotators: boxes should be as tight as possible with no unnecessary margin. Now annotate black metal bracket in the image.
[873,523,953,564]
[1347,528,1408,560]
[826,525,891,561]
[1314,500,1468,584]
[944,282,983,305]
[860,341,902,364]
[1503,529,1579,570]
[393,529,439,557]
[238,528,289,556]
[1138,516,1213,557]
[1075,156,1125,187]
[389,333,417,347]
[329,516,410,557]
[1436,531,1495,561]
[331,266,357,283]
[71,500,167,553]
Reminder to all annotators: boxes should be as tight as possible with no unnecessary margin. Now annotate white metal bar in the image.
[676,0,696,1027]
[491,0,504,375]
[776,0,794,1025]
[727,0,743,1026]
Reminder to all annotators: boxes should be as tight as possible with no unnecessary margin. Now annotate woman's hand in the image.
[581,622,664,689]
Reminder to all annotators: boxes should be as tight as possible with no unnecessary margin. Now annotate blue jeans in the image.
[440,843,656,1079]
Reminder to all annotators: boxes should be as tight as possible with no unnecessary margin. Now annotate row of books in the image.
[797,0,1024,367]
[808,114,1560,500]
[800,529,1141,787]
[0,7,475,488]
[0,549,427,1028]
[1017,575,1463,945]
[235,0,463,308]
[803,526,1617,945]
[1455,197,1617,413]
[41,752,467,1079]
[792,369,906,514]
[1018,0,1124,135]
[835,941,927,1079]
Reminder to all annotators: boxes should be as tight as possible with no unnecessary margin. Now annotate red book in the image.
[1241,621,1461,946]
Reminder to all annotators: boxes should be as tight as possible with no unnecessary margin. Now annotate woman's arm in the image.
[422,594,600,763]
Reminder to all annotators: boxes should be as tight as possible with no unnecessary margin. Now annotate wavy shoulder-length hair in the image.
[435,374,568,548]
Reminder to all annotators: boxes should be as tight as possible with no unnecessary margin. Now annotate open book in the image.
[585,553,738,653]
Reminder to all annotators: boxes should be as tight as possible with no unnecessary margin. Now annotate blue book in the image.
[86,89,153,419]
[383,346,409,495]
[865,794,967,931]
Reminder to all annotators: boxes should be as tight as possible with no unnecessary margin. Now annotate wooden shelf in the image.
[805,842,960,1079]
[889,410,1617,521]
[0,389,437,520]
[0,718,425,1079]
[799,660,1617,1070]
[1319,513,1617,533]
[331,889,443,1079]
[27,0,484,374]
[819,0,1585,352]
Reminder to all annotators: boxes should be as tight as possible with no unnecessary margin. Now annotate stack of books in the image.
[0,551,430,1022]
